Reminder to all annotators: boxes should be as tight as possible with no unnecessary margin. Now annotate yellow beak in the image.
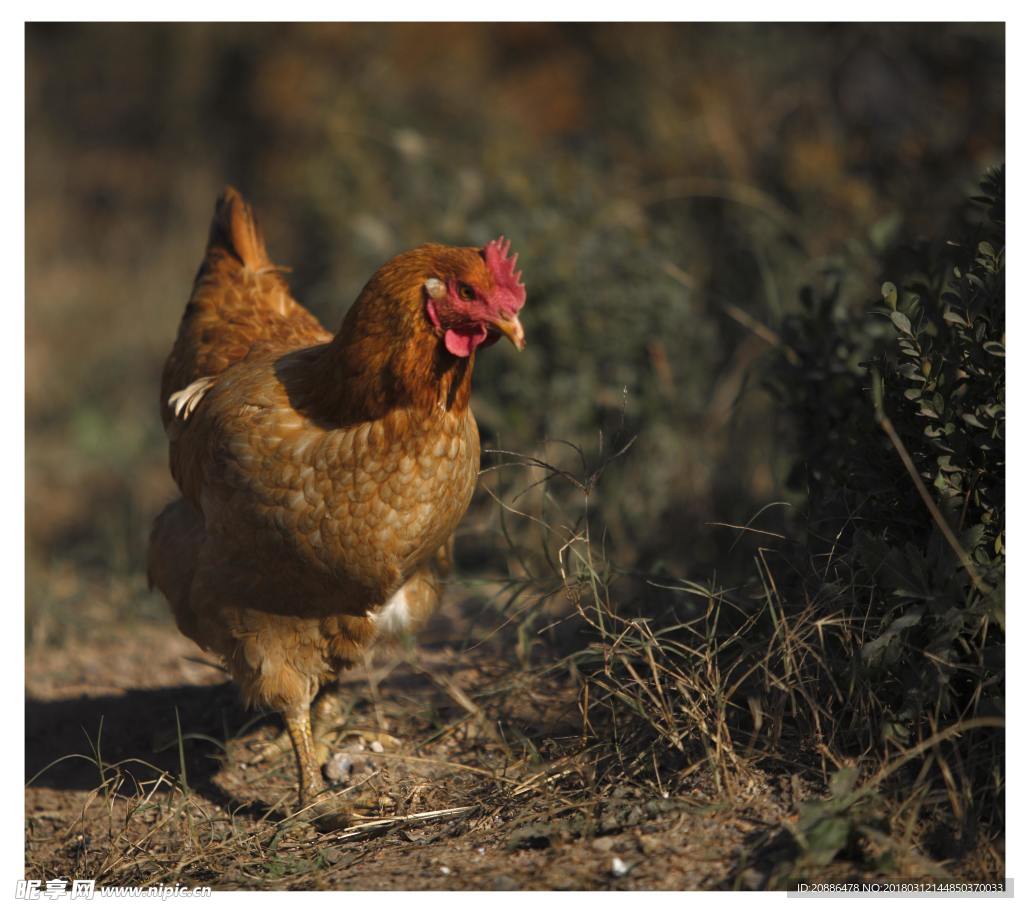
[491,315,526,351]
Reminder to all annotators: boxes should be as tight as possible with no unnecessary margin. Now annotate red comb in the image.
[483,236,526,311]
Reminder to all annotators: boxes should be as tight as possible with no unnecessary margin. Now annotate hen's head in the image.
[329,238,527,416]
[419,238,527,358]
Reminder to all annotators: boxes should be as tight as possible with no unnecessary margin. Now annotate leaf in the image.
[859,540,932,601]
[982,341,1005,357]
[882,721,910,743]
[890,311,913,335]
[854,530,891,575]
[891,545,930,597]
[943,309,968,327]
[829,766,859,799]
[797,812,853,866]
[959,524,986,554]
[962,412,985,429]
[861,608,923,664]
[881,281,899,309]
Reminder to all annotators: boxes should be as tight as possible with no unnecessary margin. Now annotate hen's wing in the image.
[160,186,331,429]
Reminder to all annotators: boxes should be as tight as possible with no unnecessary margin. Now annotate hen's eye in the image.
[457,283,476,301]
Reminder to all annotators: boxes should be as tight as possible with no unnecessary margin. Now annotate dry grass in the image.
[475,445,1005,885]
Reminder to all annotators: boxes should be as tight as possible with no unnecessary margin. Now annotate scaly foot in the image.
[284,703,353,832]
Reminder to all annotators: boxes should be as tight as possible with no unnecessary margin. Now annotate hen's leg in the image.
[283,703,322,806]
[252,687,340,767]
[283,703,350,831]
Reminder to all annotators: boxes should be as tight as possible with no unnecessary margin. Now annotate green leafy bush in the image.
[767,167,1004,836]
[872,168,1004,584]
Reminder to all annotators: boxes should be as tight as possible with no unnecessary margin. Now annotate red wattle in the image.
[444,324,488,357]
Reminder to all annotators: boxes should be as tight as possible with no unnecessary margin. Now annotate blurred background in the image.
[26,22,1004,648]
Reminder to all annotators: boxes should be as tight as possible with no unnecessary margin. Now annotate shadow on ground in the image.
[26,681,256,799]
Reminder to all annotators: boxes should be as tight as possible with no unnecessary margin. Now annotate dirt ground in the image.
[25,599,806,891]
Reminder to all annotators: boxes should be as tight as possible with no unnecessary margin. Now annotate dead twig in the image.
[873,395,991,594]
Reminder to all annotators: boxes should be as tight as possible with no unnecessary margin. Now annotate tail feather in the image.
[207,185,273,272]
[159,188,331,431]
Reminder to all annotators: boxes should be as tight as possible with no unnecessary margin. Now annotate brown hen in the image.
[148,187,526,823]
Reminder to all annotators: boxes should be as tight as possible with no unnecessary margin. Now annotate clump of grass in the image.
[490,451,1002,883]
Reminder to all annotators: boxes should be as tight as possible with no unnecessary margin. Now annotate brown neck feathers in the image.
[281,282,474,428]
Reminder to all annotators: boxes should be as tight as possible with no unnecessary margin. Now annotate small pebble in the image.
[369,740,384,753]
[322,846,344,865]
[610,857,630,877]
[323,753,354,782]
[439,865,451,876]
